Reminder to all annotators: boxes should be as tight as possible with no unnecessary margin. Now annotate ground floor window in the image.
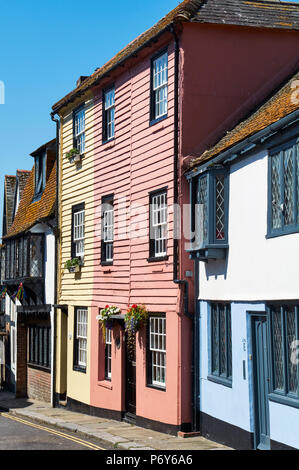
[74,308,88,372]
[209,303,232,386]
[105,328,112,380]
[147,315,166,389]
[269,304,299,403]
[28,325,51,369]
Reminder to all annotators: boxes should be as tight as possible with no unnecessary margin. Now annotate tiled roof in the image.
[193,0,299,30]
[190,70,299,169]
[52,0,299,114]
[4,163,56,239]
[3,175,16,235]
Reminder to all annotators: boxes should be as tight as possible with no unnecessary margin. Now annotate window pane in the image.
[286,308,298,394]
[197,175,208,244]
[219,306,227,376]
[273,309,285,391]
[211,305,219,374]
[271,153,282,230]
[216,175,225,240]
[283,147,295,226]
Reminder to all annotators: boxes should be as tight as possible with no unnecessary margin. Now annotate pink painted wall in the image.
[90,36,192,427]
[180,23,299,158]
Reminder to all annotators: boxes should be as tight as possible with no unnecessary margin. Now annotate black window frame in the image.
[28,325,51,371]
[71,202,85,262]
[73,104,86,154]
[148,187,169,263]
[101,194,114,266]
[4,234,45,282]
[208,302,232,388]
[73,306,88,373]
[33,152,46,202]
[149,48,169,126]
[102,85,115,144]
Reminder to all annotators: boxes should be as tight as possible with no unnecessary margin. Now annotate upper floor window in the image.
[101,195,114,265]
[33,153,46,200]
[151,51,168,123]
[72,203,85,261]
[268,304,299,407]
[74,107,85,155]
[268,140,299,238]
[149,189,168,261]
[189,168,229,261]
[209,303,232,387]
[4,235,44,281]
[103,87,115,142]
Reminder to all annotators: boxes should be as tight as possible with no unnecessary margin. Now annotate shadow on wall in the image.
[204,251,229,281]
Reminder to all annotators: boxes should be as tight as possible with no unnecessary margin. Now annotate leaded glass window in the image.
[210,303,232,384]
[269,305,299,400]
[193,169,228,252]
[269,141,299,235]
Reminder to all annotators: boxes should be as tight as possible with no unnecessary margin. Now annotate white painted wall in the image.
[198,149,299,301]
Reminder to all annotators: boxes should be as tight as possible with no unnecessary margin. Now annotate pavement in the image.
[0,391,231,451]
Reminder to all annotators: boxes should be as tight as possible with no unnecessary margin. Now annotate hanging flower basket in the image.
[125,304,148,355]
[96,305,121,343]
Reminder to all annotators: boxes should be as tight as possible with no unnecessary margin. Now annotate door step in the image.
[59,400,67,407]
[123,412,136,425]
[177,431,201,439]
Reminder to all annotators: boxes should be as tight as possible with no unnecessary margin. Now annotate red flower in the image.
[105,305,109,309]
[132,304,137,309]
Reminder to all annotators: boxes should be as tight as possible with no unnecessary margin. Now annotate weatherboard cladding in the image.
[52,0,299,114]
[190,70,299,169]
[193,0,299,30]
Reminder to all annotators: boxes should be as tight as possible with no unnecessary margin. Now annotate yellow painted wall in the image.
[55,94,94,405]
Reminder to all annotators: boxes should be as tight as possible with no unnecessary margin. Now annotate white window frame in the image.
[73,209,85,259]
[104,88,115,141]
[151,192,167,257]
[149,316,166,388]
[103,207,114,262]
[152,52,168,120]
[76,308,88,369]
[74,108,85,155]
[105,328,112,380]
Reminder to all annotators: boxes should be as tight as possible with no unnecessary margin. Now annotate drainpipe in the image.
[170,24,196,433]
[51,111,60,407]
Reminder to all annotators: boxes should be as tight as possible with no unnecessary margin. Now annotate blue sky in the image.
[0,0,298,236]
[0,0,180,234]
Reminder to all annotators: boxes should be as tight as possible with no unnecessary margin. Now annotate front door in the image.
[125,335,136,422]
[252,315,270,450]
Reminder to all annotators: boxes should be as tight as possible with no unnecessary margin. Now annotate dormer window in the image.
[33,153,46,201]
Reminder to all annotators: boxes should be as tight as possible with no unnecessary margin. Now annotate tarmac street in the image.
[0,391,231,451]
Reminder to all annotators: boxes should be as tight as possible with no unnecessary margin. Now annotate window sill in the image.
[73,365,86,374]
[149,114,168,127]
[27,363,51,373]
[101,261,113,267]
[266,225,299,240]
[98,380,113,390]
[102,138,115,148]
[207,375,232,388]
[146,383,166,392]
[147,256,169,263]
[268,392,299,409]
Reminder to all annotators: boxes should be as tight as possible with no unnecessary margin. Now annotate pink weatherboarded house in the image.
[52,0,299,434]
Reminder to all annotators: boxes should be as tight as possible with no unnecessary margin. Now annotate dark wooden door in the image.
[125,335,136,420]
[252,315,270,450]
